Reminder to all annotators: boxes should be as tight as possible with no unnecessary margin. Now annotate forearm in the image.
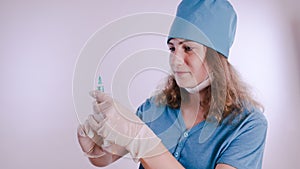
[140,143,185,169]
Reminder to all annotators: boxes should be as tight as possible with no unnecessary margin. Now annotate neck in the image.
[180,89,206,129]
[181,88,206,106]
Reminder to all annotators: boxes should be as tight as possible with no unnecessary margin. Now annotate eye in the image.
[169,47,175,52]
[184,46,193,52]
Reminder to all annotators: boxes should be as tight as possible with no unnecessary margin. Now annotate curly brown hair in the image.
[156,47,264,123]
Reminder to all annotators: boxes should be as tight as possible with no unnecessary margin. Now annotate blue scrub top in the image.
[136,97,267,169]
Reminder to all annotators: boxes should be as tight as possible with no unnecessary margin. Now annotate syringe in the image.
[97,76,104,92]
[93,76,106,122]
[87,76,104,137]
[88,76,111,148]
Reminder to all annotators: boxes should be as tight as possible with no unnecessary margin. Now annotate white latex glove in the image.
[77,121,106,158]
[78,121,129,161]
[88,90,166,161]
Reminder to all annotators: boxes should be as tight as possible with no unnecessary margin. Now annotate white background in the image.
[0,0,299,168]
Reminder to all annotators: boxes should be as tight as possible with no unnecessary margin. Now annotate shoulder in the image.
[225,106,267,126]
[226,108,268,141]
[219,107,268,141]
[216,108,268,169]
[240,108,268,127]
[136,96,169,122]
[136,96,161,113]
[136,97,154,113]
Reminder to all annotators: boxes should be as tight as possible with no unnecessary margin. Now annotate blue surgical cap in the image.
[168,0,237,58]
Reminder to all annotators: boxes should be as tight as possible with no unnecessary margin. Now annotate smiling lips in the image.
[174,71,190,76]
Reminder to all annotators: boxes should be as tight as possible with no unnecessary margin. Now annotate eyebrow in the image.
[167,40,193,45]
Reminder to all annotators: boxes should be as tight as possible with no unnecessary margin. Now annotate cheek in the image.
[199,64,209,80]
[190,60,208,81]
[188,55,201,70]
[169,55,182,70]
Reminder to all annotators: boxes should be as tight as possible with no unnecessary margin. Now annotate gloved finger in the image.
[77,125,87,137]
[89,90,100,99]
[93,113,105,123]
[78,124,100,146]
[94,138,104,147]
[83,120,95,138]
[89,90,112,103]
[88,114,105,132]
[90,131,104,146]
[92,101,101,113]
[82,119,105,144]
[97,121,111,140]
[93,100,112,114]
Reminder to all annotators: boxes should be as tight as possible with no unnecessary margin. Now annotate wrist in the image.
[126,125,165,161]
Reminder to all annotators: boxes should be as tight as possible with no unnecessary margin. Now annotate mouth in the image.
[174,71,189,76]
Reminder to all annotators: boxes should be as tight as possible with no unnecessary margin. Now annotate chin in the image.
[175,80,194,88]
[175,76,198,88]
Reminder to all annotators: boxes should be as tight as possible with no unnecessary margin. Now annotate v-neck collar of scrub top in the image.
[176,108,206,137]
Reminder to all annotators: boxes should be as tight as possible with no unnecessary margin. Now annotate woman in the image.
[77,0,268,169]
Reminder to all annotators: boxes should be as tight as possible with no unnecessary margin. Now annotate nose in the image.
[170,48,185,66]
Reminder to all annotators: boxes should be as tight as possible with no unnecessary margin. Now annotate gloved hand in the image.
[77,121,106,158]
[88,90,166,161]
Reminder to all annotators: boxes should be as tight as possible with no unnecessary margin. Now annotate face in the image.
[168,38,208,88]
